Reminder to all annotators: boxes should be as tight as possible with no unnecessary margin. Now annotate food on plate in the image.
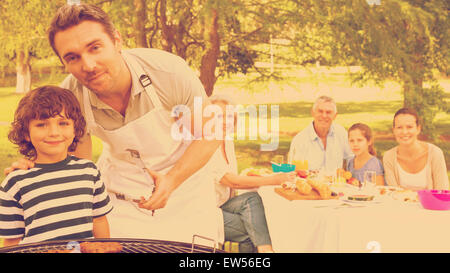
[281,181,296,191]
[295,178,312,195]
[278,177,337,200]
[307,179,331,199]
[376,186,418,203]
[378,186,398,195]
[39,242,123,253]
[336,169,361,187]
[343,171,352,180]
[42,249,73,253]
[392,190,418,203]
[295,169,308,178]
[333,168,362,187]
[79,242,123,253]
[346,177,361,187]
[348,194,374,201]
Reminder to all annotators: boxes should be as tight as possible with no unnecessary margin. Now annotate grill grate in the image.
[0,238,223,253]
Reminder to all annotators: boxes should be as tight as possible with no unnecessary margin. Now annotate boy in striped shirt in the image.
[0,86,112,246]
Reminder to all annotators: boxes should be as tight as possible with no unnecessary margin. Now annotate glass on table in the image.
[363,171,377,192]
[293,160,308,171]
[332,168,346,186]
[272,155,285,165]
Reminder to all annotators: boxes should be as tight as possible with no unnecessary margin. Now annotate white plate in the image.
[376,186,402,196]
[342,197,381,204]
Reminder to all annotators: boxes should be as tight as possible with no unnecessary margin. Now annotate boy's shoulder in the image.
[2,157,98,186]
[3,168,35,179]
[1,168,35,189]
[66,156,99,169]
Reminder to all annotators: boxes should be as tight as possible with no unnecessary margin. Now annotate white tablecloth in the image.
[258,186,450,253]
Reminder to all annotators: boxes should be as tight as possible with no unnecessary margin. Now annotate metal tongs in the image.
[126,149,156,216]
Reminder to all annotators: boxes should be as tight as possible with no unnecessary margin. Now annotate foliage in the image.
[84,0,297,93]
[285,0,449,137]
[0,0,448,128]
[0,0,64,92]
[219,44,258,76]
[0,1,63,66]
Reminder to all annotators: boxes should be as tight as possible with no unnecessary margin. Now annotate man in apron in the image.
[7,3,223,245]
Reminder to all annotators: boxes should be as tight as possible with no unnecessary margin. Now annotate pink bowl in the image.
[417,190,450,210]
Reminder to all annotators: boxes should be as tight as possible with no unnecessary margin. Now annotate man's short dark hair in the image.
[48,3,116,58]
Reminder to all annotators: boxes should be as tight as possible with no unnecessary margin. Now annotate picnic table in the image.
[258,186,450,253]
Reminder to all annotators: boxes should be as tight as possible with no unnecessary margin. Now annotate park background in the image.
[0,0,448,178]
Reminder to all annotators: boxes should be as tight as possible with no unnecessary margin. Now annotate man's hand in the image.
[138,169,177,211]
[4,158,34,176]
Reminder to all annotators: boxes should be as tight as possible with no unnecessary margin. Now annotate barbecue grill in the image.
[0,238,225,253]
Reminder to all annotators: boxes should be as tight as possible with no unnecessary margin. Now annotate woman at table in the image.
[209,94,296,253]
[383,108,449,190]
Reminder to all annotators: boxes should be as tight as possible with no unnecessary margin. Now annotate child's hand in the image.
[274,171,296,184]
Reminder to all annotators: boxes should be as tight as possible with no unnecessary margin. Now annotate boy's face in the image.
[26,112,75,164]
[53,20,125,96]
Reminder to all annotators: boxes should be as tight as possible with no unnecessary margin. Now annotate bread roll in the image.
[307,179,331,199]
[295,179,312,195]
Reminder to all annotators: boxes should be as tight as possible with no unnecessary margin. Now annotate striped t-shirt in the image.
[0,156,113,244]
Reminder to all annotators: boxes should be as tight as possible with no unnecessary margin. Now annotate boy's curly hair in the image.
[8,85,86,160]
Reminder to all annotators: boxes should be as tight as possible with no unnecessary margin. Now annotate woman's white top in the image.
[213,140,238,207]
[397,161,428,190]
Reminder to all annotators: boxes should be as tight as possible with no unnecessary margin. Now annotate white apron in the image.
[82,53,222,245]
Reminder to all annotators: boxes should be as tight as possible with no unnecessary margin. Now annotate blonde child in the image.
[347,123,385,186]
[210,95,295,253]
[0,86,112,246]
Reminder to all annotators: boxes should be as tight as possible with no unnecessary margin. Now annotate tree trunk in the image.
[159,0,175,53]
[402,58,424,109]
[16,50,31,94]
[199,9,220,97]
[134,0,148,48]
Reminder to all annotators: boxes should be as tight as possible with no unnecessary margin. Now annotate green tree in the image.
[89,0,292,96]
[0,0,63,93]
[294,0,449,135]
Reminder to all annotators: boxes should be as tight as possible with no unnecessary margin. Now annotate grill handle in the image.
[191,235,216,253]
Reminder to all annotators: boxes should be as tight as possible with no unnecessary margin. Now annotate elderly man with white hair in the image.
[288,96,353,175]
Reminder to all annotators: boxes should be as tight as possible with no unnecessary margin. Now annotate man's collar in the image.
[309,121,335,140]
[122,50,146,97]
[82,85,108,109]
